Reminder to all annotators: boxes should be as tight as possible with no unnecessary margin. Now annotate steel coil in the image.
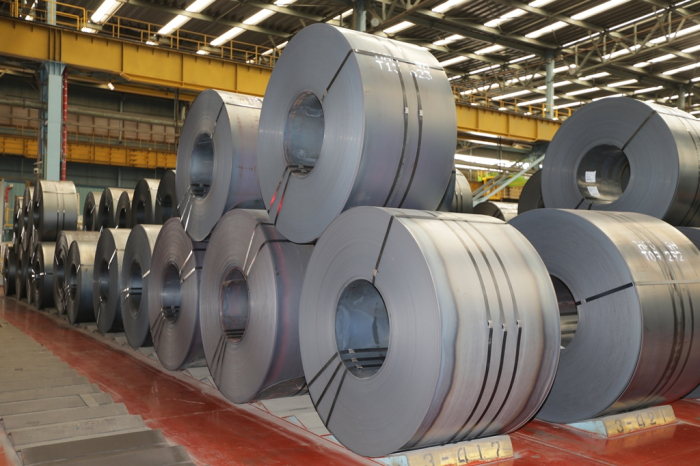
[115,190,134,229]
[3,245,16,296]
[257,24,456,244]
[66,240,98,324]
[200,209,313,403]
[82,191,103,231]
[12,196,23,249]
[518,170,544,215]
[53,231,100,314]
[21,186,32,252]
[155,170,178,224]
[32,180,79,241]
[473,201,506,220]
[148,218,207,370]
[31,242,55,309]
[25,253,33,306]
[176,90,263,241]
[511,209,700,423]
[542,98,700,225]
[97,187,128,229]
[131,179,160,226]
[437,169,473,213]
[674,226,700,399]
[93,229,131,334]
[16,247,29,299]
[299,206,559,456]
[121,224,162,349]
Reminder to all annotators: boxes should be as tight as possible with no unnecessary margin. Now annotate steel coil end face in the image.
[257,24,456,244]
[511,209,700,423]
[94,229,131,334]
[518,170,544,215]
[541,98,700,225]
[131,179,160,226]
[116,190,135,229]
[299,206,560,457]
[33,242,55,309]
[148,218,207,370]
[200,209,313,403]
[155,170,178,224]
[176,91,263,241]
[122,224,162,349]
[66,240,98,325]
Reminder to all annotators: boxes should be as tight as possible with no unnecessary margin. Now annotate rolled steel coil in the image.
[97,187,128,229]
[21,186,32,252]
[257,24,456,244]
[31,242,55,309]
[121,224,162,349]
[12,196,23,248]
[25,254,33,306]
[53,231,100,315]
[511,209,700,423]
[299,206,560,456]
[176,90,263,241]
[148,218,207,370]
[155,170,178,224]
[32,180,79,241]
[542,98,700,225]
[16,246,29,300]
[93,229,131,334]
[674,226,700,399]
[518,170,544,215]
[437,169,473,213]
[200,209,313,403]
[131,179,159,226]
[115,189,134,229]
[473,201,505,221]
[3,245,16,296]
[66,240,98,324]
[82,191,103,231]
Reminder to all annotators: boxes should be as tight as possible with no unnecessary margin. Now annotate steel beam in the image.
[38,61,64,181]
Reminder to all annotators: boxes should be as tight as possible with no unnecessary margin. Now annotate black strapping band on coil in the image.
[574,282,634,306]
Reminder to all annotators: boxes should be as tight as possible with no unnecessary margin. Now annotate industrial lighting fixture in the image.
[145,41,158,46]
[537,80,572,90]
[159,15,190,35]
[244,9,275,25]
[383,21,414,34]
[433,34,463,46]
[261,40,288,56]
[196,49,209,55]
[580,72,610,80]
[509,54,536,64]
[592,93,624,101]
[608,79,637,87]
[81,27,97,33]
[447,75,462,81]
[663,62,700,75]
[469,64,499,75]
[498,107,507,111]
[327,9,353,25]
[474,44,503,55]
[633,86,663,94]
[211,28,244,46]
[431,0,466,13]
[525,22,567,39]
[483,0,554,28]
[516,96,559,106]
[91,0,122,24]
[439,56,468,67]
[212,0,296,46]
[602,44,640,60]
[553,101,583,109]
[690,110,700,115]
[526,0,628,38]
[553,64,576,73]
[566,87,600,96]
[496,90,532,100]
[107,82,115,91]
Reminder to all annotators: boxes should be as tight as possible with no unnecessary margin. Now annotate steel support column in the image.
[38,60,65,181]
[545,50,554,119]
[679,85,687,110]
[355,0,366,32]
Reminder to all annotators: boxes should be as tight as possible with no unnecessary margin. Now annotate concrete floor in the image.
[3,294,700,465]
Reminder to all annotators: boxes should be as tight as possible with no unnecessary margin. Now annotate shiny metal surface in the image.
[148,218,207,370]
[437,169,473,213]
[115,189,135,229]
[21,186,32,252]
[53,231,100,315]
[12,196,23,250]
[674,226,700,399]
[121,224,162,349]
[511,209,700,423]
[473,201,506,220]
[82,191,103,231]
[299,206,560,457]
[131,179,160,226]
[66,240,98,324]
[31,242,55,309]
[94,228,131,334]
[176,91,263,241]
[3,245,15,296]
[257,24,456,244]
[518,170,544,215]
[32,181,79,241]
[98,187,130,230]
[155,170,178,224]
[542,98,700,225]
[200,209,313,403]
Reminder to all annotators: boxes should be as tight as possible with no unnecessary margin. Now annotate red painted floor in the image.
[3,294,700,465]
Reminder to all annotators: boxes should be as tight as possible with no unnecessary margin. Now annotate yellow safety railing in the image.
[453,86,574,121]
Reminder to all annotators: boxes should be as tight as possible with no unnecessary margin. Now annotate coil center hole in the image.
[219,267,249,343]
[101,205,110,229]
[551,275,578,349]
[336,279,390,379]
[99,259,110,305]
[161,262,181,324]
[128,261,143,317]
[84,209,93,231]
[160,195,173,221]
[118,208,128,228]
[577,144,630,204]
[56,256,65,293]
[284,92,324,176]
[68,262,78,301]
[136,200,146,224]
[190,133,214,198]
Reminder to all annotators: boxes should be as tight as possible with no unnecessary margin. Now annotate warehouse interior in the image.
[1,0,700,464]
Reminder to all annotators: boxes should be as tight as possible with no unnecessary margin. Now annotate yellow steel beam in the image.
[0,135,176,169]
[455,104,560,142]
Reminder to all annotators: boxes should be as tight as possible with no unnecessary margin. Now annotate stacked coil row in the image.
[7,22,700,462]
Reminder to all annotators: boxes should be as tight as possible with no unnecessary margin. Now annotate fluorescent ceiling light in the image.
[602,44,640,60]
[448,75,462,81]
[196,49,209,55]
[211,27,244,46]
[580,72,609,80]
[506,73,541,84]
[433,34,463,46]
[495,90,532,100]
[554,64,576,73]
[460,83,499,95]
[593,93,624,101]
[566,87,599,96]
[526,21,567,39]
[186,0,216,13]
[537,80,572,89]
[475,44,503,55]
[634,86,663,94]
[262,40,288,56]
[608,79,637,86]
[469,64,499,75]
[91,0,121,24]
[693,76,700,82]
[439,56,468,67]
[509,54,536,64]
[554,101,583,109]
[330,9,353,22]
[517,96,559,106]
[572,0,629,20]
[107,82,115,90]
[455,154,516,167]
[244,9,275,25]
[663,62,700,75]
[383,21,414,34]
[649,53,675,63]
[483,0,554,28]
[81,27,97,33]
[158,15,189,35]
[432,0,466,13]
[145,40,158,46]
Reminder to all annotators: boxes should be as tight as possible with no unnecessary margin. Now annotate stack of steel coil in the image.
[53,231,100,314]
[66,239,98,324]
[93,228,131,334]
[30,242,55,309]
[82,191,103,231]
[131,179,160,226]
[32,180,79,242]
[155,170,178,224]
